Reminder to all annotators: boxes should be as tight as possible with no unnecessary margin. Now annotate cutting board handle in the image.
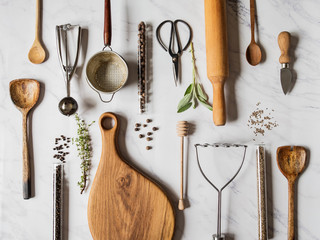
[278,31,291,64]
[99,112,118,150]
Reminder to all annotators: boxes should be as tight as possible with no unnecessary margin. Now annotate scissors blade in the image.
[172,57,178,86]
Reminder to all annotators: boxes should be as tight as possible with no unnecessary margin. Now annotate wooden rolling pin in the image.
[204,0,229,126]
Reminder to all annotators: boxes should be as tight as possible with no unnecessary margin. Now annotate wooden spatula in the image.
[88,112,175,240]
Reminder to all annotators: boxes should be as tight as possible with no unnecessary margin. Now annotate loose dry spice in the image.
[248,102,279,137]
[53,163,63,240]
[53,135,71,163]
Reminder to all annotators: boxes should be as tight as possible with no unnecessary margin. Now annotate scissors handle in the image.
[156,19,192,55]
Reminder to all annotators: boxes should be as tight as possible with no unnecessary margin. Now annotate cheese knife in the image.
[278,31,292,95]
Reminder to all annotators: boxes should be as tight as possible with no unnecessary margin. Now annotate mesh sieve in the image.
[86,51,128,93]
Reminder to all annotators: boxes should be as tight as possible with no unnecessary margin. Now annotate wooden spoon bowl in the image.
[277,146,307,240]
[10,79,40,110]
[9,79,40,199]
[28,43,46,64]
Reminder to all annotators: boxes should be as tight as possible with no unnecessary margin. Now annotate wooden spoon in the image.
[28,0,46,64]
[246,0,262,66]
[277,146,307,240]
[9,79,40,199]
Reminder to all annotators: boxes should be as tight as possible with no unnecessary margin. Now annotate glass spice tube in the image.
[53,163,63,240]
[256,145,268,240]
[138,21,147,114]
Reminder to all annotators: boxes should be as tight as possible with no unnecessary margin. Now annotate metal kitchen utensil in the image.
[195,143,247,240]
[246,0,262,66]
[278,31,292,95]
[138,21,147,113]
[156,19,192,86]
[56,24,81,116]
[277,146,307,240]
[86,0,128,103]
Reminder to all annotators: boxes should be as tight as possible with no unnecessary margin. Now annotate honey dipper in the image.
[177,121,189,210]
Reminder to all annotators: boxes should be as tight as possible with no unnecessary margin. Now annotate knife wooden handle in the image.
[204,0,228,126]
[278,31,291,64]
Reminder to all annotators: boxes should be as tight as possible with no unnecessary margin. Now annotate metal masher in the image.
[56,24,81,116]
[195,143,247,240]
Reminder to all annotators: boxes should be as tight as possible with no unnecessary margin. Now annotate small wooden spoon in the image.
[246,0,262,66]
[28,0,46,64]
[10,79,40,199]
[277,146,307,240]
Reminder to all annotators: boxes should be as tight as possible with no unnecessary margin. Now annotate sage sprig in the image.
[73,114,95,194]
[177,42,212,113]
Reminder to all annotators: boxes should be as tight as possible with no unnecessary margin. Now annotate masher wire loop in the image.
[194,143,247,239]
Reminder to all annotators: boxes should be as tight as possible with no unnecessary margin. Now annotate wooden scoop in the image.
[88,112,175,240]
[277,146,307,240]
[204,0,229,126]
[9,79,40,199]
[28,0,46,64]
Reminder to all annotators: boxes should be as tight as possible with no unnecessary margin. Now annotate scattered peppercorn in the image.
[135,128,140,131]
[152,127,158,131]
[146,137,152,141]
[135,123,141,127]
[146,146,152,150]
[146,119,152,123]
[139,134,144,138]
[147,132,152,136]
[143,124,147,127]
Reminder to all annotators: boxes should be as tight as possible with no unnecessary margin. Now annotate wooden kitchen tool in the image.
[28,0,46,64]
[246,0,262,66]
[277,146,307,240]
[204,0,229,126]
[176,121,189,210]
[88,112,175,240]
[9,79,40,199]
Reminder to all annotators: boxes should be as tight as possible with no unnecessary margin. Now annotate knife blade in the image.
[278,32,292,95]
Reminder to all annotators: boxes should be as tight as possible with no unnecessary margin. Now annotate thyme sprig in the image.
[177,42,212,113]
[73,114,95,194]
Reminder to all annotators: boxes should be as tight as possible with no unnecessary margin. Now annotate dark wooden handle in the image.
[22,113,31,199]
[104,0,112,47]
[288,180,295,240]
[250,0,255,42]
[278,31,291,64]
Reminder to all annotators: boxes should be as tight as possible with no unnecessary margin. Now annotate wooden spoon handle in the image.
[104,0,112,47]
[288,180,295,240]
[22,113,31,199]
[278,31,291,64]
[35,0,41,40]
[250,0,255,42]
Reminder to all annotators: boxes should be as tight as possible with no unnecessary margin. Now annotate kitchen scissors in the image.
[156,19,192,86]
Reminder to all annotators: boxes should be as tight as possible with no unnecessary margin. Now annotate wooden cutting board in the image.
[88,112,175,240]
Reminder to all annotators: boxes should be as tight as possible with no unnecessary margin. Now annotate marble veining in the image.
[1,0,320,239]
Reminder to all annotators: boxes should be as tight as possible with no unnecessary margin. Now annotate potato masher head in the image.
[56,24,81,116]
[194,143,247,240]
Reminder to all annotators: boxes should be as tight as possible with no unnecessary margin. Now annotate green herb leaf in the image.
[177,91,193,111]
[198,98,213,111]
[196,83,208,101]
[184,83,194,96]
[177,102,192,113]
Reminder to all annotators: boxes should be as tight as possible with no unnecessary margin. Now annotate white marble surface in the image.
[1,0,320,239]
